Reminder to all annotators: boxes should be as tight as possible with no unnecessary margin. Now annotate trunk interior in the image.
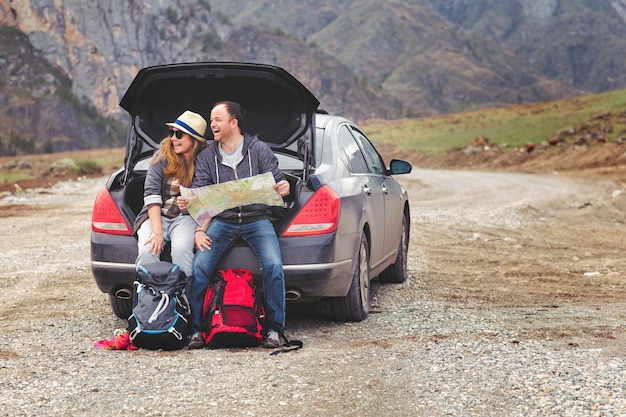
[126,70,311,149]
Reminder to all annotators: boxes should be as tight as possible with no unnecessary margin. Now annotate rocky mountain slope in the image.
[213,0,626,114]
[0,0,400,124]
[0,26,124,154]
[428,0,626,93]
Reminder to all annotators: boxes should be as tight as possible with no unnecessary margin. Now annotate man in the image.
[186,101,290,349]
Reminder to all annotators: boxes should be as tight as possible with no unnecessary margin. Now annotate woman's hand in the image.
[145,231,164,256]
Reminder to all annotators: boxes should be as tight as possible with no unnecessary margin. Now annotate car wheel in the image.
[379,213,408,283]
[330,234,370,322]
[109,289,133,319]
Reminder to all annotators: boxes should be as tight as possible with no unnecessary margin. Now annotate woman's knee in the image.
[170,240,194,264]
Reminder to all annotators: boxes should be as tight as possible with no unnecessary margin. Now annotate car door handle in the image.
[382,185,389,194]
[363,185,372,196]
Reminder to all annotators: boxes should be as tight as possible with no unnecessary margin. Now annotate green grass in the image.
[2,171,37,183]
[361,89,626,154]
[0,148,124,188]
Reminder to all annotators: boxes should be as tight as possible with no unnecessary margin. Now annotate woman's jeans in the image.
[136,214,196,277]
[190,218,286,334]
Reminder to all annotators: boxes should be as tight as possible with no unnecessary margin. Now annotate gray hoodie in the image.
[192,133,286,224]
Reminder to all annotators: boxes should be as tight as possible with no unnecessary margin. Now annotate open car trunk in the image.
[120,62,319,181]
[116,62,320,232]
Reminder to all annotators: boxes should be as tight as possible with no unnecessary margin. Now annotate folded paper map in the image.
[180,172,284,225]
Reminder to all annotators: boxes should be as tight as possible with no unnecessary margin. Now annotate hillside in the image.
[3,130,626,195]
[365,88,626,181]
[5,96,626,194]
[381,140,626,182]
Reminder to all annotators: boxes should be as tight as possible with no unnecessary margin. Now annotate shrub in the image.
[71,159,102,176]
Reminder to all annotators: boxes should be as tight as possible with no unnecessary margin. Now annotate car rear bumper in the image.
[218,246,354,298]
[91,232,138,293]
[91,231,357,298]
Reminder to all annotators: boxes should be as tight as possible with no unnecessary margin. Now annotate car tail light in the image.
[91,187,132,235]
[282,185,339,236]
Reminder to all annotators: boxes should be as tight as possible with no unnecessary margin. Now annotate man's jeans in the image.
[190,218,286,334]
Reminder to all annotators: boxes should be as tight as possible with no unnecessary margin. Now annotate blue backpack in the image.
[128,262,190,350]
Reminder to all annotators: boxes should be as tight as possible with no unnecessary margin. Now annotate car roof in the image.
[120,62,320,149]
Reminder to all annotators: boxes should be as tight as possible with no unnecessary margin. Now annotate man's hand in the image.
[177,197,189,210]
[274,180,290,197]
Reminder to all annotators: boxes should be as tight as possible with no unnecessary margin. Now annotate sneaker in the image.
[187,332,205,349]
[262,329,283,348]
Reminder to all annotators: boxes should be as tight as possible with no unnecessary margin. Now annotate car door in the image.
[337,124,386,267]
[350,127,403,270]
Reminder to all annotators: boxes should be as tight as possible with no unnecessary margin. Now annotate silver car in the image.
[91,62,411,322]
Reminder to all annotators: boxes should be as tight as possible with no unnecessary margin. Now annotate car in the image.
[91,62,412,322]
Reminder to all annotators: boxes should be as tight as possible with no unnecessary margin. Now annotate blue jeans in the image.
[191,219,285,334]
[136,214,197,277]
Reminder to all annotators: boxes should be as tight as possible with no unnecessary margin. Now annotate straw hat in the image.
[166,110,207,142]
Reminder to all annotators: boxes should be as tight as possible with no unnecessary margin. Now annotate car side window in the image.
[351,127,385,175]
[337,125,370,174]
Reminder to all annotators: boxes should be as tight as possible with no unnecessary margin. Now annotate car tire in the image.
[379,213,408,283]
[330,234,370,322]
[109,290,133,319]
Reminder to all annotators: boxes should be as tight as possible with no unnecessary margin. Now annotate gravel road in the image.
[0,170,624,416]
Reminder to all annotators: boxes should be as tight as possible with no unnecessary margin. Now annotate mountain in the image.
[211,0,587,113]
[212,0,626,112]
[1,0,626,153]
[0,0,402,125]
[0,26,124,154]
[427,0,626,92]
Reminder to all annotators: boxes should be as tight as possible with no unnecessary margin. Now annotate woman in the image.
[134,110,207,278]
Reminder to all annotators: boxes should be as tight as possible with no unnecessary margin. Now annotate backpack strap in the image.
[177,292,191,316]
[269,333,303,355]
[129,325,140,341]
[168,325,185,341]
[148,293,169,324]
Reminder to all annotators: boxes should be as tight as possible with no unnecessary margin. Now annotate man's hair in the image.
[213,101,245,125]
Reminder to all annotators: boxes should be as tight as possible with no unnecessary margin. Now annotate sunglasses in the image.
[169,129,186,139]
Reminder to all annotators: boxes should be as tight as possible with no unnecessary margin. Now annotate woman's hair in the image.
[151,135,204,186]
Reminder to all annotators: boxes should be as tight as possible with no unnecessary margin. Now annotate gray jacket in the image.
[133,154,170,234]
[192,133,285,224]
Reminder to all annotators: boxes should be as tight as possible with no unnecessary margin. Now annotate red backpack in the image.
[202,268,265,348]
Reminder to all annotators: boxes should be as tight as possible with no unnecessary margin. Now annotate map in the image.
[180,172,284,225]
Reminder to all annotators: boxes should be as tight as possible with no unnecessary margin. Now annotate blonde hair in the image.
[152,136,204,187]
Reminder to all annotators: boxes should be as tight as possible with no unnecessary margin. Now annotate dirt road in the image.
[403,169,626,352]
[0,169,624,415]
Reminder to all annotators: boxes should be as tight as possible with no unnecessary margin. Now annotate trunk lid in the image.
[119,62,320,181]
